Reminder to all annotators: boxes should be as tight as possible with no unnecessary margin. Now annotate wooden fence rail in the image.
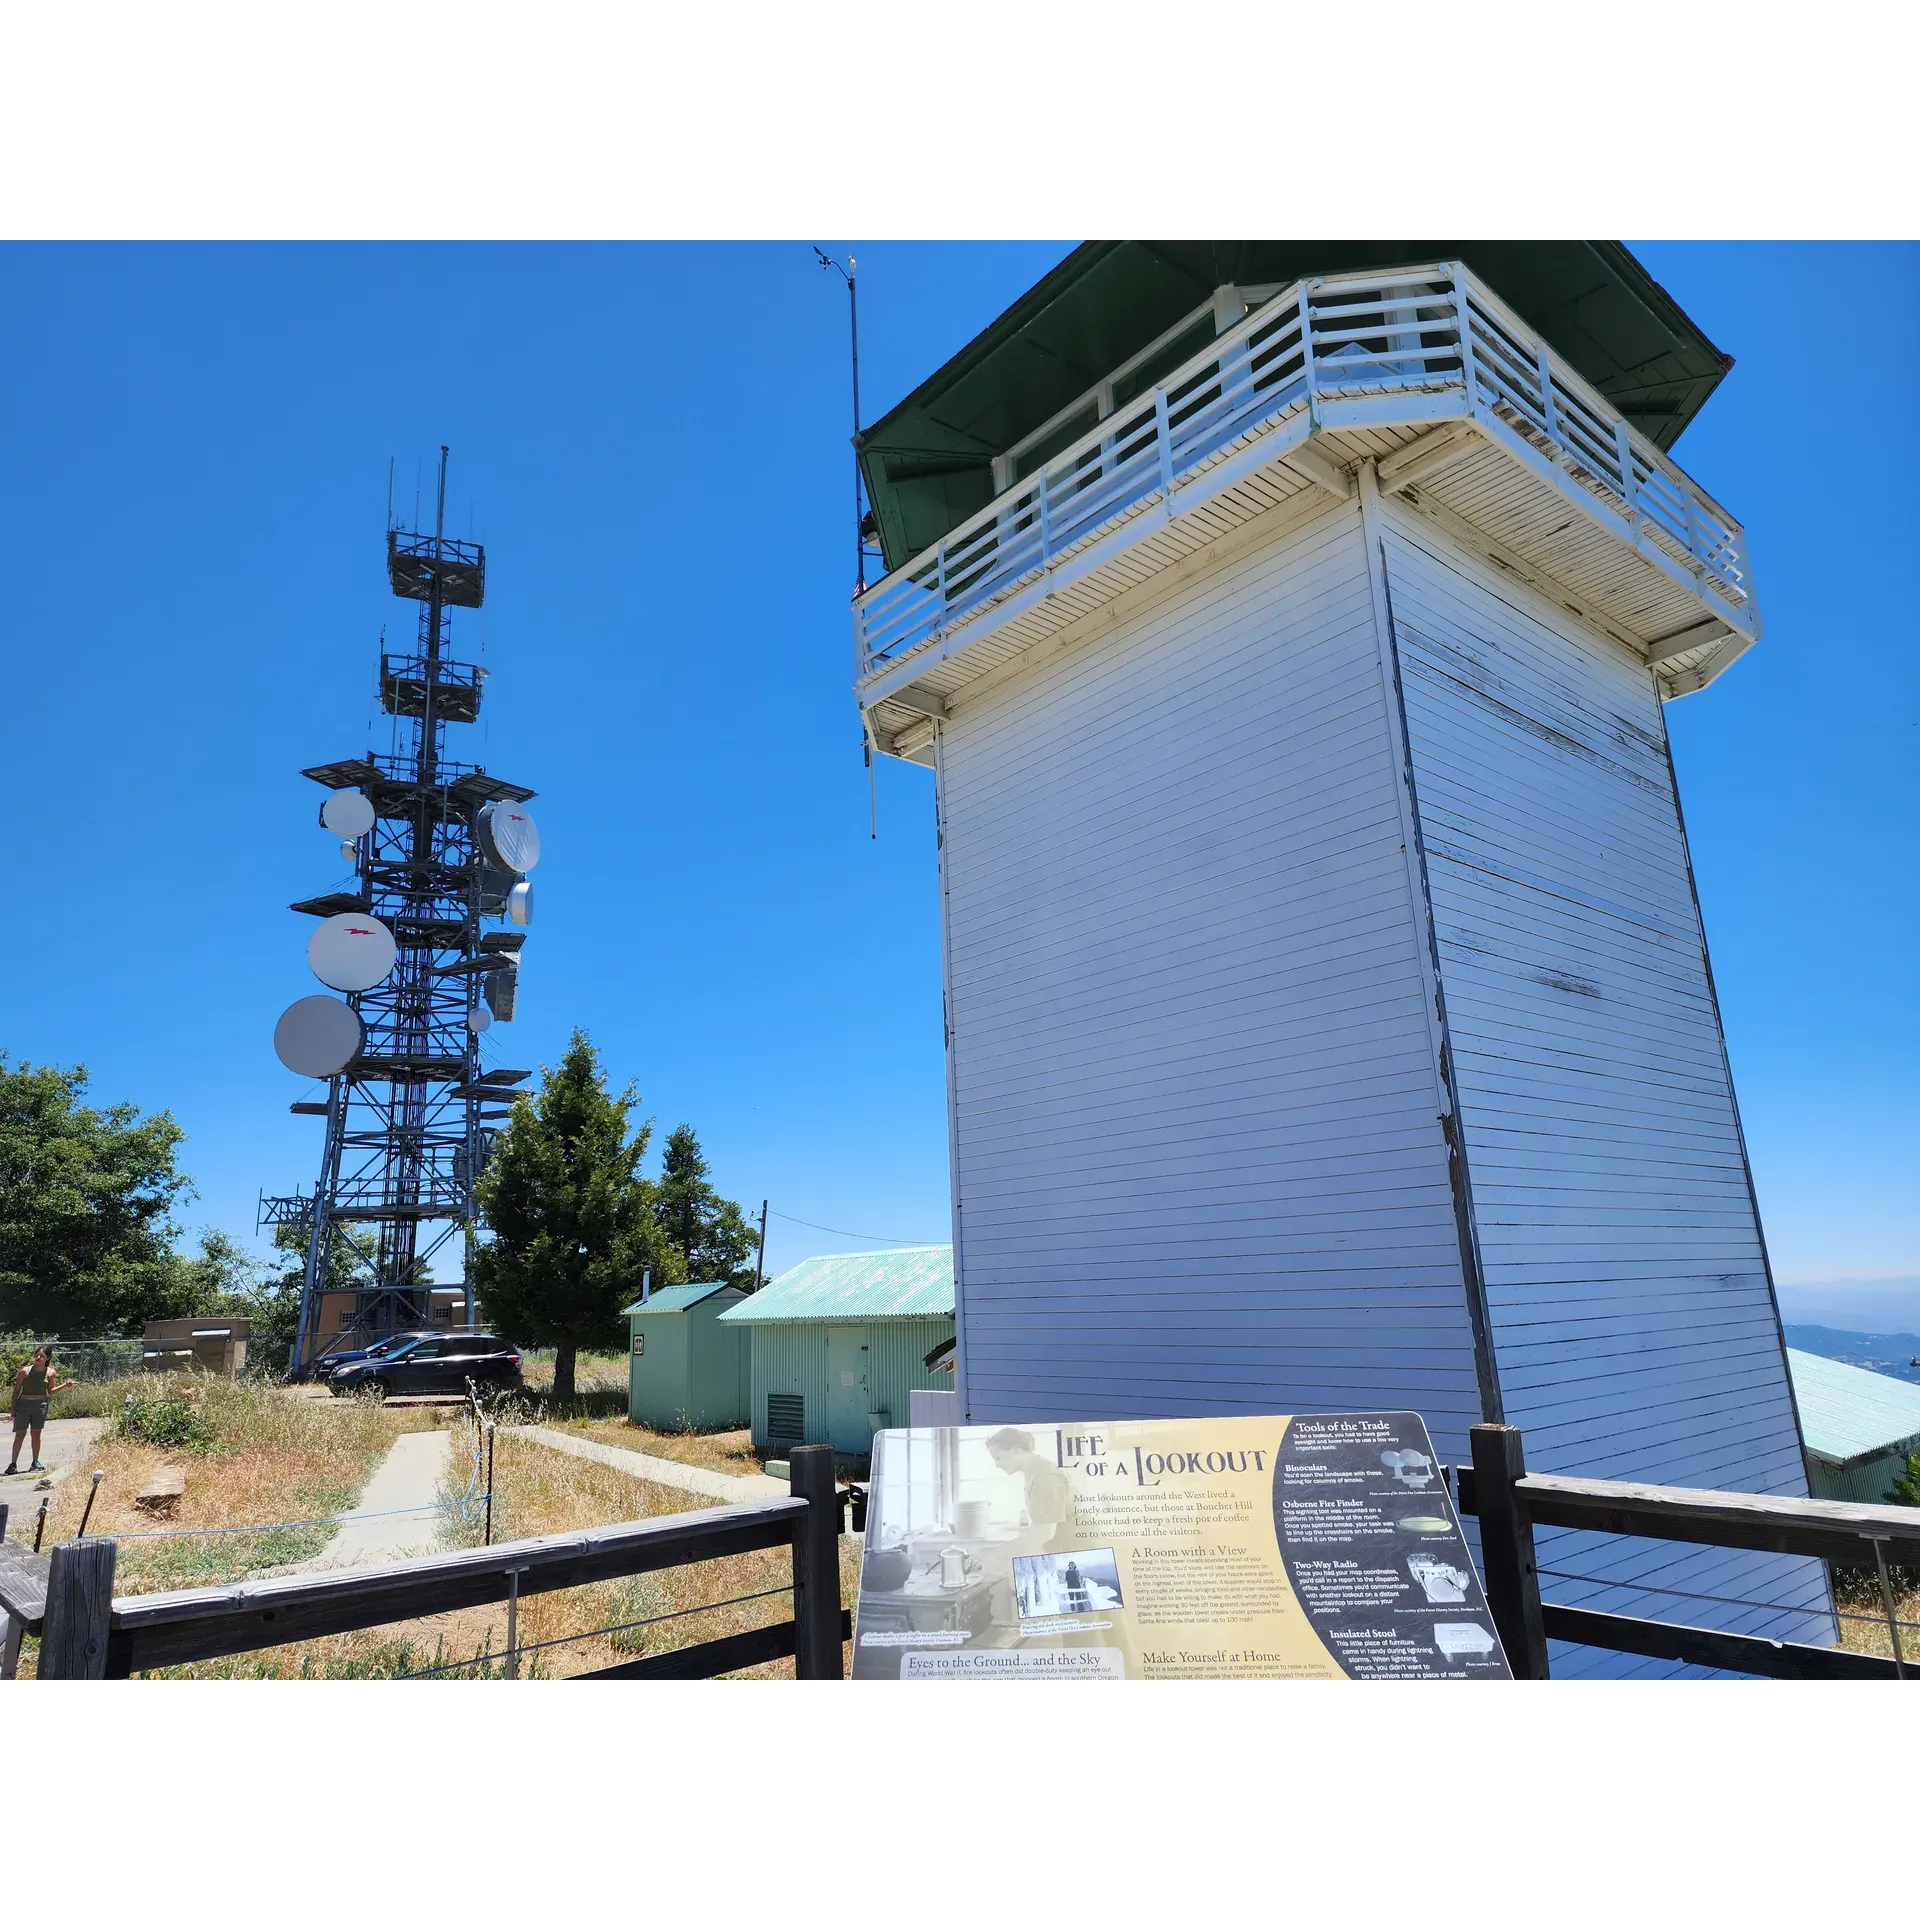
[1462,1424,1915,1681]
[31,1443,848,1680]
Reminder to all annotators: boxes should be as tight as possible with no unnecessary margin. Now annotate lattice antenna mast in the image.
[265,448,544,1375]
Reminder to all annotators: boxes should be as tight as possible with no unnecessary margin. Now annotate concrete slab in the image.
[504,1426,791,1505]
[304,1429,455,1569]
[2,1417,106,1509]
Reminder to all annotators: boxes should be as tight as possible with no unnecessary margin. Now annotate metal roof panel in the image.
[624,1281,745,1316]
[1786,1348,1920,1467]
[719,1246,954,1325]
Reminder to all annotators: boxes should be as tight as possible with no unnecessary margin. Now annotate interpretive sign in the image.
[852,1412,1509,1679]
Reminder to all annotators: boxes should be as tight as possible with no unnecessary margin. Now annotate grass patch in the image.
[548,1417,771,1479]
[27,1379,437,1595]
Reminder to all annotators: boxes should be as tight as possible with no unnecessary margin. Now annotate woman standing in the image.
[8,1345,72,1476]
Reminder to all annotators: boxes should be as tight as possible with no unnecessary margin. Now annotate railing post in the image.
[1299,279,1318,425]
[789,1443,843,1680]
[40,1537,118,1680]
[1469,1424,1550,1680]
[1614,418,1638,532]
[1450,262,1478,414]
[1153,386,1175,517]
[1537,351,1563,461]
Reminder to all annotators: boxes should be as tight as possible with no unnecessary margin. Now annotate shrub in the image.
[115,1388,216,1452]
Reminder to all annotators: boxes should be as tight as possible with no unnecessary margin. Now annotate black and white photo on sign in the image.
[1014,1548,1124,1619]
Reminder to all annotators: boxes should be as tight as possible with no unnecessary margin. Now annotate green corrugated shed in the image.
[719,1247,954,1455]
[1788,1348,1920,1503]
[624,1282,750,1431]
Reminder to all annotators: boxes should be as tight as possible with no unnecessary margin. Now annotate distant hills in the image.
[1783,1324,1920,1379]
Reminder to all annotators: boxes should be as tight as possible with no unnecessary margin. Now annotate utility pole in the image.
[755,1199,769,1292]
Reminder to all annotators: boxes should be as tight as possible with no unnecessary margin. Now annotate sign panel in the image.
[853,1412,1508,1680]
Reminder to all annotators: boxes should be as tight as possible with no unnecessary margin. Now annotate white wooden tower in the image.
[851,244,1830,1672]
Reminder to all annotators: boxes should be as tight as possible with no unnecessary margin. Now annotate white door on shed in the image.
[826,1327,871,1453]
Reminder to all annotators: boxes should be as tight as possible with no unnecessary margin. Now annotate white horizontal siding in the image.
[1382,500,1831,1669]
[938,495,1486,1463]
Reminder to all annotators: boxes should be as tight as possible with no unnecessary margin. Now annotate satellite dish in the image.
[478,802,540,874]
[507,881,533,927]
[468,1006,492,1034]
[308,912,398,992]
[274,995,365,1077]
[320,791,376,839]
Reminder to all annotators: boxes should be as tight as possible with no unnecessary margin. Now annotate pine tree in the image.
[1888,1447,1920,1508]
[653,1124,759,1289]
[471,1031,657,1400]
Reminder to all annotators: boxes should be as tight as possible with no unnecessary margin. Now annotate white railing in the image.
[853,262,1752,684]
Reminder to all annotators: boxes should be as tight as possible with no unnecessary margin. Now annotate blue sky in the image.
[1,242,1913,1312]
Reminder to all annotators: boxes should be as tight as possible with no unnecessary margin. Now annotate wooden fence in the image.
[8,1426,1916,1680]
[1463,1424,1916,1680]
[19,1444,849,1681]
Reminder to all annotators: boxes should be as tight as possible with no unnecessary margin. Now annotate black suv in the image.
[313,1332,429,1382]
[329,1333,523,1398]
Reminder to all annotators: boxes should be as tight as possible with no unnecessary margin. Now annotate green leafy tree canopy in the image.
[0,1054,200,1334]
[654,1124,760,1290]
[471,1030,659,1400]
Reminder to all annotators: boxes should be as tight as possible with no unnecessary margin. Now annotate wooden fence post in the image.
[789,1444,843,1680]
[40,1537,118,1679]
[1469,1424,1550,1680]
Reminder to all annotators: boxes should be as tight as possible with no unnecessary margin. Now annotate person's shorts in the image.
[11,1400,47,1435]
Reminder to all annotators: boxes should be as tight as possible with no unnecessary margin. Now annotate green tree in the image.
[0,1055,197,1333]
[1888,1448,1920,1509]
[653,1124,760,1289]
[471,1030,657,1400]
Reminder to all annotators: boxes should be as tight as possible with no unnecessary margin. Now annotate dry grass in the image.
[25,1378,445,1593]
[549,1416,769,1478]
[1833,1568,1920,1665]
[119,1423,859,1679]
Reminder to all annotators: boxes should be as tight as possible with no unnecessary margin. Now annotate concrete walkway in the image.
[2,1416,106,1510]
[304,1429,455,1569]
[504,1426,790,1504]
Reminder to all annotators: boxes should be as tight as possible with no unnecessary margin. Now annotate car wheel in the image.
[359,1378,388,1403]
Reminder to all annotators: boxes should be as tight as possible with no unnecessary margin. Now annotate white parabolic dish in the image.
[468,1006,492,1033]
[274,995,365,1077]
[507,881,533,927]
[480,802,540,874]
[320,790,376,838]
[308,912,398,992]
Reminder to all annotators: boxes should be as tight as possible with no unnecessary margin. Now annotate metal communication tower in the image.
[262,449,537,1375]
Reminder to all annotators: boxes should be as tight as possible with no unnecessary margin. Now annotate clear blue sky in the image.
[1,242,1913,1304]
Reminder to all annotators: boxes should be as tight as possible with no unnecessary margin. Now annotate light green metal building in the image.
[624,1282,751,1431]
[719,1246,954,1455]
[1787,1348,1920,1503]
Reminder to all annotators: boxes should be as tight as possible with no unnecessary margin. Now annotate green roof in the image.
[858,241,1731,571]
[624,1281,744,1317]
[718,1246,953,1326]
[1787,1348,1920,1467]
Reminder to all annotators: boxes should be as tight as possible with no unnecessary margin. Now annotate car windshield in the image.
[369,1335,425,1358]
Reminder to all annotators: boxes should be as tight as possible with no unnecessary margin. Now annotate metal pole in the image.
[848,259,864,594]
[755,1200,768,1292]
[504,1565,522,1679]
[484,1422,496,1547]
[76,1470,104,1539]
[33,1497,49,1553]
[1869,1536,1906,1677]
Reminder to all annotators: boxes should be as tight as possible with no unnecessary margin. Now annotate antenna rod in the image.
[387,456,395,531]
[848,257,864,594]
[435,445,449,543]
[814,247,868,595]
